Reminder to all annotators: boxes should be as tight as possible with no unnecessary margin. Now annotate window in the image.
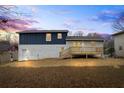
[91,41,96,46]
[73,42,76,47]
[77,42,81,47]
[46,33,51,41]
[57,33,62,39]
[119,46,123,50]
[96,48,102,52]
[72,42,81,47]
[22,49,27,52]
[82,42,84,46]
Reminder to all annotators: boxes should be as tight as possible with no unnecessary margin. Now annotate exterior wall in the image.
[19,32,67,44]
[114,34,124,57]
[18,45,65,61]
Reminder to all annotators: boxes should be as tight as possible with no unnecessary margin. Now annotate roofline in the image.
[66,36,104,42]
[66,39,104,42]
[16,30,69,34]
[112,31,124,36]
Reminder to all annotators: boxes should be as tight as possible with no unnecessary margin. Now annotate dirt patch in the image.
[0,66,124,88]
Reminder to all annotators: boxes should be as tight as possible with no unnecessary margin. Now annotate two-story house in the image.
[18,30,68,61]
[18,30,104,61]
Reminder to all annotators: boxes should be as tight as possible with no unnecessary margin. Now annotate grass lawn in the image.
[0,66,124,88]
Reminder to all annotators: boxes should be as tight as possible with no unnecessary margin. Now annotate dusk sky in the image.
[14,5,124,34]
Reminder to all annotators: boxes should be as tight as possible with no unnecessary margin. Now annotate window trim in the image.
[57,33,62,39]
[46,33,51,41]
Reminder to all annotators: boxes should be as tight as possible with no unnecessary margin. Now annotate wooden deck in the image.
[60,47,103,58]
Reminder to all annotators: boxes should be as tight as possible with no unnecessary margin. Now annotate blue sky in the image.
[16,5,124,34]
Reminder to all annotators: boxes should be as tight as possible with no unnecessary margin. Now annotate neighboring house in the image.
[0,30,8,41]
[112,31,124,57]
[60,36,104,58]
[18,30,68,61]
[0,30,18,44]
[0,41,10,52]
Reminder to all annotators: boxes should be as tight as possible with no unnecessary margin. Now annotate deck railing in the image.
[60,47,103,58]
[70,47,103,52]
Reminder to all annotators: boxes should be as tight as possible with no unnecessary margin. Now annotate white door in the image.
[22,49,29,61]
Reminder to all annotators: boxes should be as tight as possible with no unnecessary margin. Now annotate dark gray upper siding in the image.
[19,32,68,45]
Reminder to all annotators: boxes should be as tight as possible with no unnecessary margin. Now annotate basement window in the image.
[46,33,51,41]
[22,49,27,51]
[119,46,123,51]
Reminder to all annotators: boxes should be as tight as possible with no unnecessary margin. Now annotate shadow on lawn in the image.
[0,66,124,88]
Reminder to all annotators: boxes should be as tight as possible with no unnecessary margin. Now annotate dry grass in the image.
[2,58,124,67]
[0,58,124,88]
[0,66,124,88]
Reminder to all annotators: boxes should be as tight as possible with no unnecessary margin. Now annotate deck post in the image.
[71,55,73,59]
[86,54,88,59]
[101,53,104,59]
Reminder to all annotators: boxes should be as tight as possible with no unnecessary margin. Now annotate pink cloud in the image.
[0,5,39,32]
[0,17,39,31]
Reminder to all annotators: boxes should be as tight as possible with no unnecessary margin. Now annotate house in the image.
[112,31,124,57]
[18,30,68,61]
[0,41,10,52]
[18,30,104,61]
[60,36,104,58]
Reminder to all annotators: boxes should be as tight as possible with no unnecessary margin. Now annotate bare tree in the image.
[0,5,38,42]
[87,32,102,37]
[112,12,124,32]
[0,6,38,31]
[68,31,73,36]
[0,5,38,51]
[73,31,84,36]
[0,6,20,31]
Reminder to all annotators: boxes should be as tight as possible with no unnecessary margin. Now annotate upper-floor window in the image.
[119,46,123,51]
[46,33,51,41]
[57,33,62,39]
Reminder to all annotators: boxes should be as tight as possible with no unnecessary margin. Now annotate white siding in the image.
[66,41,103,48]
[18,45,65,61]
[114,34,124,57]
[64,41,104,57]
